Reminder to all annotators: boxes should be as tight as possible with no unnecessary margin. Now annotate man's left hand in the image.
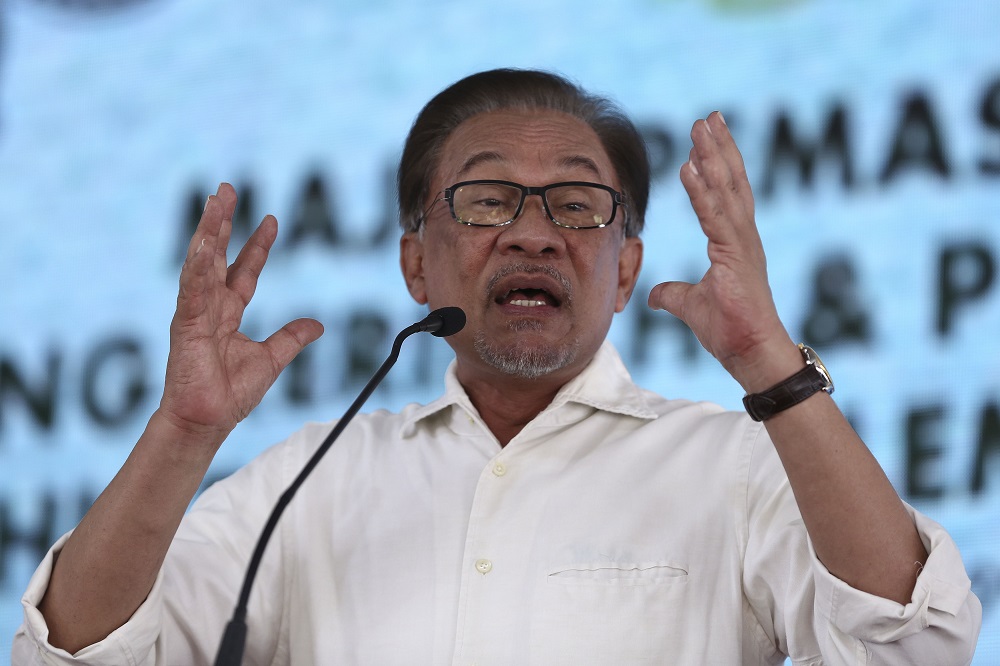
[647,111,799,392]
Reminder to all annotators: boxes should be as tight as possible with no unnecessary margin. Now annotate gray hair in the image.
[397,68,650,237]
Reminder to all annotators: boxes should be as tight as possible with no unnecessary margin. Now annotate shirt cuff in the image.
[811,504,975,642]
[13,531,163,665]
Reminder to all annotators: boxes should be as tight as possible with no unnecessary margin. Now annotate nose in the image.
[496,194,567,258]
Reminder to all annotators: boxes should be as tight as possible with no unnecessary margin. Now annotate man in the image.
[14,69,980,664]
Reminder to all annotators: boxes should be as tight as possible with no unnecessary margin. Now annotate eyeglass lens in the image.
[452,183,613,228]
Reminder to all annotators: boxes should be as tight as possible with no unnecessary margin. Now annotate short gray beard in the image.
[473,323,580,379]
[473,264,578,379]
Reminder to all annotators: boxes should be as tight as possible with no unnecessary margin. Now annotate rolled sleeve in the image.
[12,532,163,666]
[811,505,982,664]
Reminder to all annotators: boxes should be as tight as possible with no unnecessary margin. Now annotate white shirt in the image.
[14,343,981,665]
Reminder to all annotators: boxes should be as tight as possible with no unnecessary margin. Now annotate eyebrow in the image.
[456,152,605,180]
[457,151,506,178]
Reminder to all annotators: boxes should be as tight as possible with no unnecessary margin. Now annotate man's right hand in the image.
[157,182,324,451]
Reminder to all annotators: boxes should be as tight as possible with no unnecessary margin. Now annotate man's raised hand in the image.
[647,112,798,391]
[158,183,324,446]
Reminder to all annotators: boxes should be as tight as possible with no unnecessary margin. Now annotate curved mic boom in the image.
[214,307,465,665]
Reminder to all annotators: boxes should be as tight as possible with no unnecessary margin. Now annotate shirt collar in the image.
[401,340,657,437]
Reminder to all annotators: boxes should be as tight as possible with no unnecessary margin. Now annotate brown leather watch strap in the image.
[742,363,830,422]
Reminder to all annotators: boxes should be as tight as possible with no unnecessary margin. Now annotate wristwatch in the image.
[742,344,834,422]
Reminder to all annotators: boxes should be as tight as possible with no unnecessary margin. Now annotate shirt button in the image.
[475,558,493,574]
[492,462,507,477]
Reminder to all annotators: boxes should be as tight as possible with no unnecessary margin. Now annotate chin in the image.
[472,332,580,380]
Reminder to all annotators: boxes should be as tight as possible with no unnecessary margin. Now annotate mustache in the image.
[485,263,573,306]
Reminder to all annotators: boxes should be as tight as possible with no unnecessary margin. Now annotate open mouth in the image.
[499,287,559,308]
[488,266,571,311]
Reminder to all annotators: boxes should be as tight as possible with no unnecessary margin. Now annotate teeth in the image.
[510,299,546,307]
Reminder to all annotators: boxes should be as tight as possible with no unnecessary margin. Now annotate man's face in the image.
[400,108,643,384]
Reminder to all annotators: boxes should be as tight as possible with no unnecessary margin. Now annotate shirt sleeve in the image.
[742,424,982,666]
[809,504,982,665]
[11,427,309,666]
[12,531,165,666]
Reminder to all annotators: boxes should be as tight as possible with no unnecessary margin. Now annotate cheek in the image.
[574,242,624,305]
[423,232,494,303]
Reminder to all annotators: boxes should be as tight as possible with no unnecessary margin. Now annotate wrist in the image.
[742,343,835,422]
[727,337,803,394]
[146,409,230,466]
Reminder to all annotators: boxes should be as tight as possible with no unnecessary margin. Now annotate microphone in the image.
[415,306,466,337]
[214,307,466,666]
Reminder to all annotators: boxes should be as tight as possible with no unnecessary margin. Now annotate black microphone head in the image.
[427,306,466,337]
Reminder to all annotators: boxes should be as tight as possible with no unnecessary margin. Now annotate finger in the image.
[681,150,708,198]
[691,117,752,221]
[184,195,225,261]
[686,146,705,181]
[690,118,734,192]
[705,112,753,210]
[647,280,694,321]
[178,197,225,300]
[214,183,238,260]
[689,120,745,237]
[680,156,743,247]
[684,127,754,246]
[216,182,238,220]
[705,113,748,185]
[680,155,715,220]
[263,317,325,375]
[209,184,237,284]
[227,215,279,307]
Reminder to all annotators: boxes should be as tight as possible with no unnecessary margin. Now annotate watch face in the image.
[799,344,834,394]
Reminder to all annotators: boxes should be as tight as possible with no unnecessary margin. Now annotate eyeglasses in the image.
[429,180,626,229]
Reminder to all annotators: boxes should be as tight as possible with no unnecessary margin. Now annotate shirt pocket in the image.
[529,561,695,664]
[546,561,689,586]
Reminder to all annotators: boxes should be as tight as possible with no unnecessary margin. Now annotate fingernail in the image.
[718,111,726,126]
[195,238,206,255]
[704,119,713,135]
[688,160,700,175]
[204,196,211,212]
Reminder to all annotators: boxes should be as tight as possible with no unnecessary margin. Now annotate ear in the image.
[400,231,428,304]
[615,236,643,313]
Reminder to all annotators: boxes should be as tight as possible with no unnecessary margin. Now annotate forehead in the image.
[434,108,617,186]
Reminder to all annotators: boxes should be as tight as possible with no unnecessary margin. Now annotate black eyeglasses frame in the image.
[429,179,626,230]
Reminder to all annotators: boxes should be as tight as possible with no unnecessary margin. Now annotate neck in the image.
[457,364,577,447]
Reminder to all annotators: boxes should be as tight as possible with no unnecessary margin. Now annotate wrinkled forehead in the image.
[432,109,619,189]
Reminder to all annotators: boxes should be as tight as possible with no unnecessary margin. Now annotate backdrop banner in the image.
[1,0,998,661]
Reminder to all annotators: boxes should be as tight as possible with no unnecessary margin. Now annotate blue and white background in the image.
[1,0,998,661]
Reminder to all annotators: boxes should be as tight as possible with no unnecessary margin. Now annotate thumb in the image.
[263,317,325,373]
[647,281,693,320]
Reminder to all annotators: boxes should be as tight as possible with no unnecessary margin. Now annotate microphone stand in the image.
[213,307,464,665]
